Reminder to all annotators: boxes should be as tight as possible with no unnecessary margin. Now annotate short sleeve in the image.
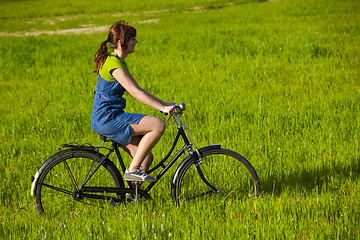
[99,54,129,81]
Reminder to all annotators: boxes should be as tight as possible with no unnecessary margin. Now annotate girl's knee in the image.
[151,117,166,132]
[134,115,166,135]
[154,118,166,134]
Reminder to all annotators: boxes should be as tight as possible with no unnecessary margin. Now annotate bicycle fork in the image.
[192,151,221,195]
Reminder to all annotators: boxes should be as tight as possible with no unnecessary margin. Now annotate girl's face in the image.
[125,37,138,53]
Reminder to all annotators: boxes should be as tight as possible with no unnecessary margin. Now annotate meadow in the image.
[1,0,359,239]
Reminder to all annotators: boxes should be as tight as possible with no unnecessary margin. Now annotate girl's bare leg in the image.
[120,135,154,172]
[127,115,165,172]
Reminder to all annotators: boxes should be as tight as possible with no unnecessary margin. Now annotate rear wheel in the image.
[35,151,124,215]
[173,148,260,202]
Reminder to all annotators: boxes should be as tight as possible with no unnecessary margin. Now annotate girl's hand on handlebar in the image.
[162,104,177,115]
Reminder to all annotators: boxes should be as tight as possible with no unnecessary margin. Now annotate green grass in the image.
[1,0,360,239]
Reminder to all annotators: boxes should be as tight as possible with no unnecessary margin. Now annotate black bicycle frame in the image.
[78,117,217,199]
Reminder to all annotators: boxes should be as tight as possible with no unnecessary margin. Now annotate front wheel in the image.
[172,148,260,202]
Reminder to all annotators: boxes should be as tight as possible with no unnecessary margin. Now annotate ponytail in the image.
[93,40,109,74]
[93,21,137,74]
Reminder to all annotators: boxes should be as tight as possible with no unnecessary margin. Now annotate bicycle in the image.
[31,103,260,215]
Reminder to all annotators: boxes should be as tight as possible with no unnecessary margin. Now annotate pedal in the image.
[134,181,142,203]
[126,181,142,204]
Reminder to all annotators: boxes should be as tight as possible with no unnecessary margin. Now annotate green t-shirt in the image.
[99,53,130,81]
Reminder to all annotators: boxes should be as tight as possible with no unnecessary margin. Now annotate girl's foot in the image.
[124,168,157,182]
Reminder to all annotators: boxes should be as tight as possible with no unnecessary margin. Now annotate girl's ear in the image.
[117,39,122,49]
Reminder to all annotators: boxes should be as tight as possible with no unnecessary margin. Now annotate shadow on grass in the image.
[259,157,360,196]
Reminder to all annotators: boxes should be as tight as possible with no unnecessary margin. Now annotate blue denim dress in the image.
[91,56,145,145]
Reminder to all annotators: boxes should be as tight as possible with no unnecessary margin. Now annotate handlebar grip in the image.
[160,103,186,115]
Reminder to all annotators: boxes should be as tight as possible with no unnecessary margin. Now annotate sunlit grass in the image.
[1,0,359,238]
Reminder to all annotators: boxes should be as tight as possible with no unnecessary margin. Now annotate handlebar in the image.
[161,103,186,115]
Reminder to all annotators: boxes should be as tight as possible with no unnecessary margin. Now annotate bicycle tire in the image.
[35,151,124,215]
[172,148,260,202]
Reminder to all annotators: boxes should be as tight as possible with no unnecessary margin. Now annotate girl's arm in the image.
[112,68,176,114]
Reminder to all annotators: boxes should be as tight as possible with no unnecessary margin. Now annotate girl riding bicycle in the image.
[91,21,177,182]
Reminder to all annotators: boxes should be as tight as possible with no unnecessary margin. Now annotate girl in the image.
[91,21,176,182]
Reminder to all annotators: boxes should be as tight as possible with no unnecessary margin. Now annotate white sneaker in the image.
[124,169,157,182]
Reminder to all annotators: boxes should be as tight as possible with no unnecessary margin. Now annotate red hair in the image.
[93,21,137,73]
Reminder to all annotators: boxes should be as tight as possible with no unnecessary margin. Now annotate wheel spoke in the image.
[41,182,73,195]
[63,160,79,190]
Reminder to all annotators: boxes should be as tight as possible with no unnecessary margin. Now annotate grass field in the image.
[1,0,359,239]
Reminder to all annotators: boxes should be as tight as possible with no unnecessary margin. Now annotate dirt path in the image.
[0,1,279,37]
[0,18,161,37]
